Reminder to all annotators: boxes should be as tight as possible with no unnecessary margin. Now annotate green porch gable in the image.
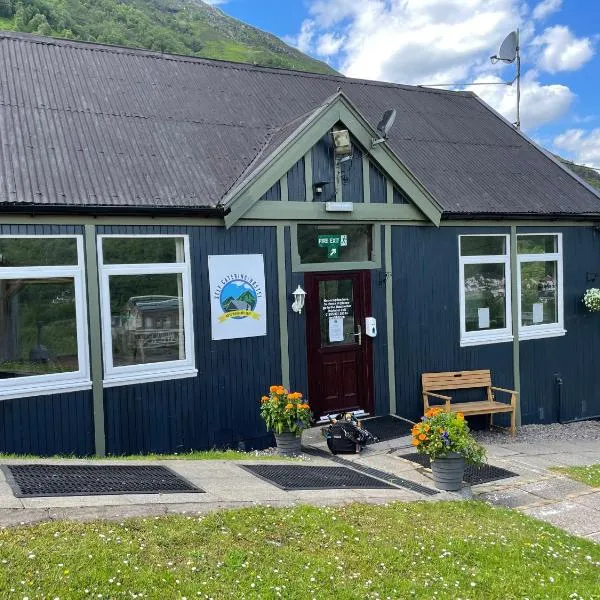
[222,92,444,227]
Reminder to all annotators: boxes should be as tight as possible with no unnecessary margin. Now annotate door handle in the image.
[353,324,362,346]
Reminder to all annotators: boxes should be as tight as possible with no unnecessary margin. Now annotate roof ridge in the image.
[0,30,474,98]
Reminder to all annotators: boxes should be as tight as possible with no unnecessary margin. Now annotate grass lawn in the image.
[0,502,598,599]
[551,464,600,487]
[0,449,292,461]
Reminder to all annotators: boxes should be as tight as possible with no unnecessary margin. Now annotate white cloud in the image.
[532,0,562,21]
[284,19,315,53]
[466,69,574,129]
[202,0,228,5]
[532,25,594,73]
[316,32,345,57]
[553,129,600,169]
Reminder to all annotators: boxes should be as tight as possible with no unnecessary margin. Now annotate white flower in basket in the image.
[583,288,600,312]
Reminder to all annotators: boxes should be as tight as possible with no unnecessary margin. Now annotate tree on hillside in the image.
[0,0,14,18]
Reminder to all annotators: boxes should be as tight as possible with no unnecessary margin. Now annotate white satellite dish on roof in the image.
[492,31,518,63]
[490,29,521,129]
[372,108,397,147]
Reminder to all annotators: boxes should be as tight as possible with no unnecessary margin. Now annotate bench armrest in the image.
[491,386,518,395]
[423,391,452,401]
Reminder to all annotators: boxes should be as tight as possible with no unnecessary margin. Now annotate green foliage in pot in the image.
[412,408,486,465]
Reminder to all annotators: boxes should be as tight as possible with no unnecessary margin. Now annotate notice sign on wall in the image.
[208,254,267,340]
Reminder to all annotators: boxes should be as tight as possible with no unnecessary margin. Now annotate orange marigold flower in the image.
[412,439,420,446]
[424,424,430,432]
[269,385,278,393]
[261,396,269,403]
[285,403,293,410]
[418,433,427,441]
[457,412,465,420]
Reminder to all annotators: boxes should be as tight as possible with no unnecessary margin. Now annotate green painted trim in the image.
[243,201,426,222]
[386,180,393,205]
[280,174,288,203]
[84,224,106,457]
[384,224,396,415]
[276,225,290,389]
[362,155,370,204]
[223,93,443,227]
[290,223,382,272]
[304,150,314,203]
[510,225,521,427]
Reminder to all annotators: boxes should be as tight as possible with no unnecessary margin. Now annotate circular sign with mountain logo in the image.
[219,280,259,319]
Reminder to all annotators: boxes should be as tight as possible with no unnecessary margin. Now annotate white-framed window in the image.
[97,235,197,387]
[517,233,565,340]
[0,235,91,400]
[459,234,512,347]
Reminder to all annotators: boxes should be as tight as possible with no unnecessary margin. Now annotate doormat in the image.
[301,445,439,496]
[361,415,414,442]
[240,464,396,491]
[396,453,519,486]
[1,464,203,498]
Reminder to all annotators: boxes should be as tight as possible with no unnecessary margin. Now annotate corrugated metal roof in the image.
[0,31,598,217]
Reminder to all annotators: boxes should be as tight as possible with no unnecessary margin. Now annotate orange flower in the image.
[285,403,293,410]
[412,439,420,446]
[269,385,278,393]
[424,424,431,432]
[418,433,427,441]
[456,413,465,420]
[261,396,269,404]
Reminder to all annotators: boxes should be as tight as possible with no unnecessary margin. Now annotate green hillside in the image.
[0,0,335,74]
[557,156,600,191]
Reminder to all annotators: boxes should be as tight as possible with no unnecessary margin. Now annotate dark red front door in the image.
[305,271,373,418]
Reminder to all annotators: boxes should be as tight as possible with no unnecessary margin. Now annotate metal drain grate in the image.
[302,445,439,496]
[240,464,396,491]
[1,464,203,498]
[397,453,519,485]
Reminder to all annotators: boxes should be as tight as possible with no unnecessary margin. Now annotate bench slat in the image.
[422,370,492,391]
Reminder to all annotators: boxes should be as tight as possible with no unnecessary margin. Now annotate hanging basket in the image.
[583,288,600,312]
[274,431,302,457]
[430,452,466,491]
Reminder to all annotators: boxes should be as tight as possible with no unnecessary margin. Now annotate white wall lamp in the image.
[291,285,307,314]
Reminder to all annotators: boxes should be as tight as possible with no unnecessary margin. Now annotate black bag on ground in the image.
[322,414,379,455]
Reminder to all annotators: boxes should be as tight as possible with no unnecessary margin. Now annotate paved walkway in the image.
[0,430,599,544]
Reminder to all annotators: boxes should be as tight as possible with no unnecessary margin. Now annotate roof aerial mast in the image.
[490,30,521,130]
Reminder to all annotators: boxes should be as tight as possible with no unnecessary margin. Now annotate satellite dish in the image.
[377,109,396,138]
[491,31,518,63]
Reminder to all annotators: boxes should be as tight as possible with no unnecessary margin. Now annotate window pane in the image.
[318,279,356,346]
[298,225,372,264]
[0,238,77,267]
[517,235,558,254]
[102,237,184,265]
[520,261,558,326]
[109,274,185,366]
[464,263,506,332]
[0,279,78,377]
[460,236,506,256]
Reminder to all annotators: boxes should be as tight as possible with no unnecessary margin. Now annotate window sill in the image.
[0,379,92,402]
[518,327,566,341]
[460,333,514,347]
[103,367,198,388]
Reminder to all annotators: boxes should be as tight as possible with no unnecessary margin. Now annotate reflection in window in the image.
[109,274,185,366]
[459,235,511,346]
[0,279,78,377]
[318,279,355,346]
[463,264,506,332]
[0,238,77,267]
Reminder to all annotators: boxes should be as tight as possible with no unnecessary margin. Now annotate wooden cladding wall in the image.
[98,224,281,454]
[0,223,95,456]
[390,225,514,422]
[518,226,600,423]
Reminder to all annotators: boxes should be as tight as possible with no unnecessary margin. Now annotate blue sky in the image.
[212,0,600,168]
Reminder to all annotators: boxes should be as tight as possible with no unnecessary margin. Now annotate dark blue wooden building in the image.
[0,32,599,456]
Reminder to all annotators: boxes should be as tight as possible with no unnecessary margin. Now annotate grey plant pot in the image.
[431,452,466,491]
[274,431,302,457]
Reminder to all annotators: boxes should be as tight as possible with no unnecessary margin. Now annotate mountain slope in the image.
[0,0,335,74]
[557,157,600,192]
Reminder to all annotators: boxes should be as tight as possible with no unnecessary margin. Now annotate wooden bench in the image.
[422,370,518,436]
